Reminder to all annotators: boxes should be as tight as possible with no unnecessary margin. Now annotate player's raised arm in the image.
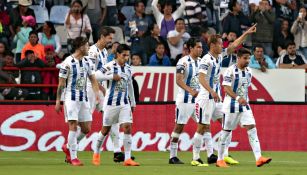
[227,24,257,55]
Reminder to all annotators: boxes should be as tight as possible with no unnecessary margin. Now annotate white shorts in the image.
[195,99,223,125]
[64,100,92,122]
[175,103,198,124]
[88,88,104,114]
[103,104,133,126]
[222,110,256,130]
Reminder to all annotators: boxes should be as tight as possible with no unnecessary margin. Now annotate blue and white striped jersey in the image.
[175,55,201,104]
[197,51,226,100]
[101,60,136,107]
[59,55,94,101]
[222,64,252,113]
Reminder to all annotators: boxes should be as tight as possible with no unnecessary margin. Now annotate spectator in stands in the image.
[250,0,275,58]
[273,19,294,59]
[249,0,273,13]
[0,0,10,46]
[148,42,172,66]
[105,0,118,26]
[249,45,276,72]
[223,31,242,50]
[65,0,92,53]
[274,0,296,22]
[152,0,186,39]
[174,42,189,66]
[83,0,107,43]
[0,51,28,100]
[107,41,119,62]
[277,41,307,69]
[143,23,169,60]
[198,0,208,27]
[167,18,190,62]
[14,15,35,63]
[291,7,307,58]
[0,41,6,60]
[16,50,45,100]
[38,21,61,55]
[131,53,142,66]
[222,0,251,37]
[21,31,45,61]
[125,0,153,65]
[199,27,210,56]
[9,0,35,40]
[41,45,61,100]
[184,0,203,37]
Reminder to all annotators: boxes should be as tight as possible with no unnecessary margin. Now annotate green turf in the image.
[0,151,306,175]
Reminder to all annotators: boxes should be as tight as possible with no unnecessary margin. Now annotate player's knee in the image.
[171,132,180,142]
[122,124,131,134]
[174,124,184,133]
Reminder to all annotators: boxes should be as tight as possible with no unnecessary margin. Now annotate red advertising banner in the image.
[1,104,306,151]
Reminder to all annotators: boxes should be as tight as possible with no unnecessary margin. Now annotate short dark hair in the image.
[25,50,35,57]
[237,48,251,57]
[4,51,14,58]
[175,18,184,24]
[99,26,115,38]
[134,0,144,8]
[200,27,209,34]
[253,44,264,51]
[285,41,296,49]
[45,21,56,35]
[72,37,88,51]
[116,44,130,54]
[71,0,83,7]
[186,38,201,51]
[155,42,165,49]
[228,0,238,12]
[29,31,38,38]
[207,34,222,48]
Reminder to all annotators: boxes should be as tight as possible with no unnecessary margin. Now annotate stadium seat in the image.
[50,5,70,24]
[29,5,49,24]
[110,26,125,44]
[121,6,135,21]
[55,25,67,46]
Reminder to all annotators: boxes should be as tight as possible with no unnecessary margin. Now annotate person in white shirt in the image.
[55,36,99,166]
[167,18,190,61]
[92,44,140,166]
[216,48,272,168]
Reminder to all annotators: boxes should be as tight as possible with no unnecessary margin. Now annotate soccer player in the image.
[216,48,272,168]
[169,38,206,165]
[192,24,257,165]
[92,44,140,166]
[87,26,129,162]
[55,37,99,166]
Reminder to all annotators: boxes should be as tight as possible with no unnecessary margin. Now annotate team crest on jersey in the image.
[190,75,200,90]
[76,77,86,90]
[115,79,127,92]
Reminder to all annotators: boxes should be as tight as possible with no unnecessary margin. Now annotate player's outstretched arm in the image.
[176,73,198,97]
[227,24,257,54]
[55,77,66,114]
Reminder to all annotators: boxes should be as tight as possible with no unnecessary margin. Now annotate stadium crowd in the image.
[0,0,307,100]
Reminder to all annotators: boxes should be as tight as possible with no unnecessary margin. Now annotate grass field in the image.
[0,151,307,175]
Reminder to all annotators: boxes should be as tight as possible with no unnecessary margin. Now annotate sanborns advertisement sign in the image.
[1,105,307,151]
[133,67,305,102]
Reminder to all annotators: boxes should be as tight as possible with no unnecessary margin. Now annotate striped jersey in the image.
[176,55,201,104]
[101,60,136,107]
[59,55,94,102]
[222,64,252,113]
[197,51,227,100]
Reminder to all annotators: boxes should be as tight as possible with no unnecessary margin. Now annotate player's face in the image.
[117,50,130,65]
[238,54,251,68]
[101,33,114,47]
[191,42,203,57]
[213,38,223,54]
[80,42,89,56]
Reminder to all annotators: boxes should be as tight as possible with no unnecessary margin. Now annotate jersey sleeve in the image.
[222,67,233,87]
[176,58,186,74]
[59,60,70,79]
[87,59,95,76]
[199,57,211,75]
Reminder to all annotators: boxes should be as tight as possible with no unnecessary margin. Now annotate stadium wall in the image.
[1,103,306,151]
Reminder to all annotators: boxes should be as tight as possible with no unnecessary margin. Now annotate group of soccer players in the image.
[170,24,272,168]
[54,24,272,168]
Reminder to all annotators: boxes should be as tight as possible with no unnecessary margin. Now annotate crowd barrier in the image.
[1,103,306,151]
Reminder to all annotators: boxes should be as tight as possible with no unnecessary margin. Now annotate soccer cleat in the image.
[113,152,135,163]
[62,144,71,164]
[123,158,140,166]
[92,153,101,166]
[256,156,272,167]
[169,157,184,164]
[224,156,239,165]
[207,154,218,164]
[216,160,229,168]
[71,158,84,166]
[191,159,209,167]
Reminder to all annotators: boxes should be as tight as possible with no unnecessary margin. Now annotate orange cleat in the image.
[216,160,229,168]
[71,158,84,166]
[123,158,140,166]
[62,144,71,164]
[92,153,101,166]
[256,156,272,167]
